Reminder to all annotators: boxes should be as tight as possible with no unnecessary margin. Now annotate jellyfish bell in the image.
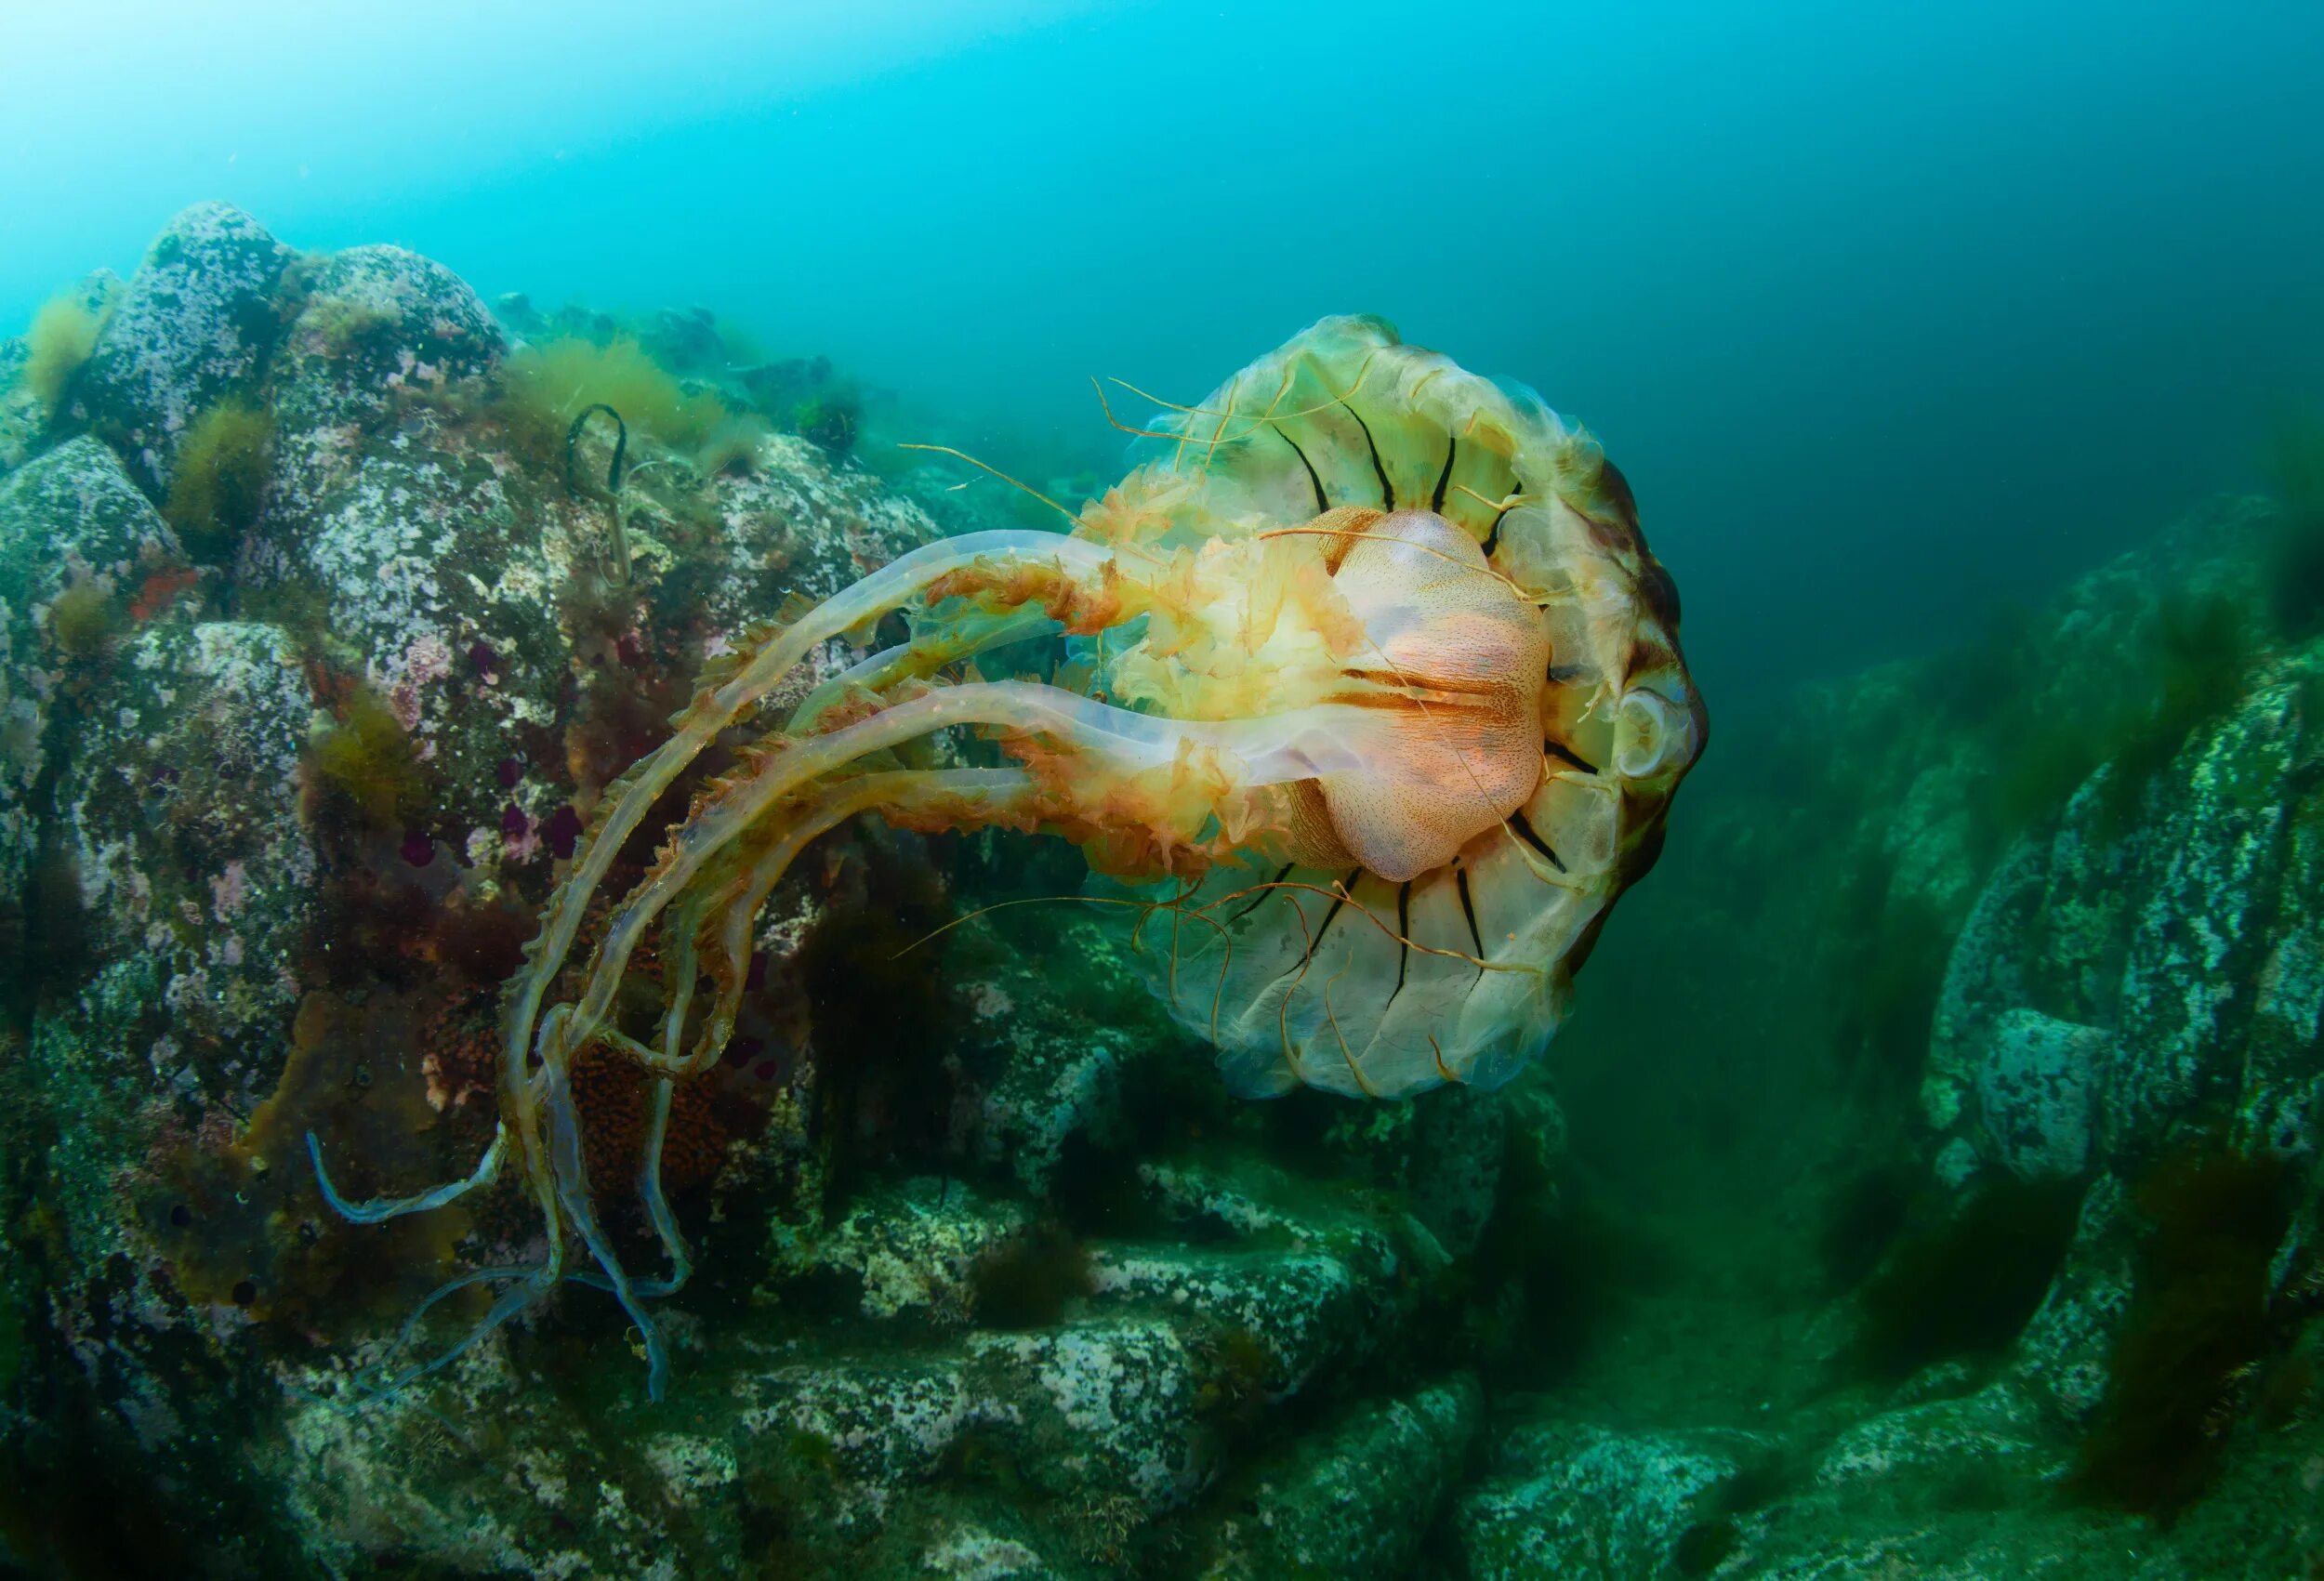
[308,313,1706,1399]
[1089,315,1707,1099]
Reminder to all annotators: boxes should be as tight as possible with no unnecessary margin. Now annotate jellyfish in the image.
[309,315,1706,1399]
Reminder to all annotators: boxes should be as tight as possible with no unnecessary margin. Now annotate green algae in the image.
[2073,1140,2292,1515]
[791,391,859,456]
[45,575,122,660]
[2089,595,2259,843]
[2264,402,2324,639]
[165,398,274,561]
[306,688,429,831]
[967,1222,1095,1329]
[1850,1174,2083,1381]
[503,334,726,449]
[12,284,116,417]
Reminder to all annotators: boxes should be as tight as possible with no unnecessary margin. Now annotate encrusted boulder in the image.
[1195,1375,1480,1580]
[269,244,504,439]
[771,1175,1031,1326]
[1454,1416,1763,1580]
[0,436,189,900]
[0,333,29,475]
[1807,1380,2058,1496]
[237,411,596,858]
[72,203,296,493]
[1974,1007,2106,1181]
[58,618,315,1055]
[30,616,314,1249]
[689,432,941,628]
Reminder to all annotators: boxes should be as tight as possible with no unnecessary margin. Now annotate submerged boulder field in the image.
[0,204,2318,1578]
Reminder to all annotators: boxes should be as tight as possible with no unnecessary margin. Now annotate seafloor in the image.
[0,204,2319,1579]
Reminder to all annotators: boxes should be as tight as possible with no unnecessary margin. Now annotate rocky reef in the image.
[0,204,2319,1578]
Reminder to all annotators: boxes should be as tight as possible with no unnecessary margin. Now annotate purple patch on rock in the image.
[495,755,523,788]
[469,639,499,677]
[723,1034,765,1068]
[399,830,435,868]
[543,803,583,860]
[500,803,531,839]
[745,954,769,991]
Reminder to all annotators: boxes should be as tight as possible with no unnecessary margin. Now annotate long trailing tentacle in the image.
[306,1123,508,1225]
[787,605,1057,732]
[537,1046,673,1400]
[579,769,1037,1083]
[558,681,1416,1061]
[496,531,1134,1221]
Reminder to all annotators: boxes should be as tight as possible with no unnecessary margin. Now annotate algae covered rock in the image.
[0,435,189,901]
[244,415,590,851]
[271,243,505,436]
[688,429,943,631]
[1454,1416,1761,1580]
[72,202,296,493]
[1974,1007,2105,1181]
[2,270,125,476]
[24,614,312,1305]
[0,334,29,475]
[1196,1374,1480,1581]
[57,617,315,1057]
[773,1174,1032,1325]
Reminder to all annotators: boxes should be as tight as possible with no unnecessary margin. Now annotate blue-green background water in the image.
[11,7,2324,1574]
[8,0,2323,699]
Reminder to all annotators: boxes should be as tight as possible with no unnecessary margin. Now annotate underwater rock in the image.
[915,1524,1065,1580]
[737,353,837,415]
[2,271,123,477]
[1453,1416,1763,1580]
[271,1350,749,1581]
[772,1175,1032,1325]
[242,424,586,851]
[1195,1374,1479,1581]
[0,335,27,475]
[271,244,504,436]
[2006,1172,2137,1421]
[8,616,316,1537]
[1809,1380,2058,1494]
[693,432,940,628]
[29,617,313,1247]
[641,304,727,373]
[980,1031,1132,1194]
[1093,1240,1378,1400]
[751,1315,1213,1512]
[1975,1007,2105,1180]
[1931,648,2321,1175]
[56,618,315,1055]
[0,436,189,900]
[1317,1081,1515,1259]
[72,203,296,494]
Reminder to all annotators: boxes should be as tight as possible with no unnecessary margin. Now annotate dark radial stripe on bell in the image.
[1340,402,1393,507]
[1455,864,1485,969]
[1432,437,1456,514]
[1229,862,1295,922]
[1546,662,1589,683]
[1507,809,1567,872]
[1546,738,1599,775]
[1385,880,1415,1006]
[1300,869,1364,967]
[1481,494,1518,557]
[1276,427,1329,514]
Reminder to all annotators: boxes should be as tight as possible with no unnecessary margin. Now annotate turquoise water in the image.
[10,1,2323,696]
[7,5,2324,1577]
